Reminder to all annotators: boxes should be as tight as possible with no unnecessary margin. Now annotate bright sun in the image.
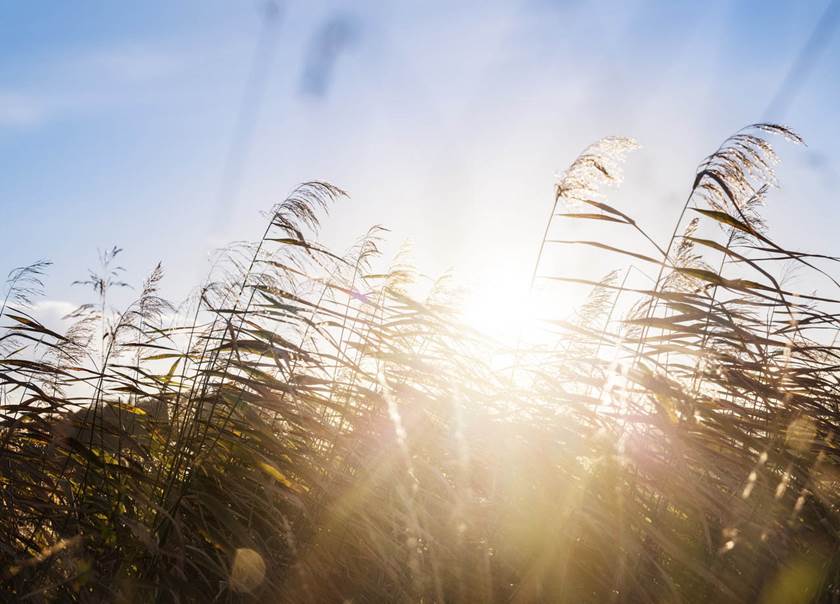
[458,283,575,341]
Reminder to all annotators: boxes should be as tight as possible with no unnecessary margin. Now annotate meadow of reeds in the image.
[3,123,840,603]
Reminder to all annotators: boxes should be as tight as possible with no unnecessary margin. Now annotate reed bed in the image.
[2,124,839,603]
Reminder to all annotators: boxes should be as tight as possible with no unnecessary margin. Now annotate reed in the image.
[2,125,837,603]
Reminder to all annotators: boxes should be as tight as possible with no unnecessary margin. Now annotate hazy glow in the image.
[459,283,571,340]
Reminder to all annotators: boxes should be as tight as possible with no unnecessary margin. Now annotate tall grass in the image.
[2,124,840,602]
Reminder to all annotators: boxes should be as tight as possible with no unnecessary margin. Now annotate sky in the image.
[1,0,839,331]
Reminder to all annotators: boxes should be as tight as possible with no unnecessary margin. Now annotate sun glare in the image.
[459,283,574,341]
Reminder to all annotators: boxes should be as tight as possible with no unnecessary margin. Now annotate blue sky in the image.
[1,0,839,326]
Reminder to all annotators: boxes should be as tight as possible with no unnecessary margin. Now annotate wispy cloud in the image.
[0,43,191,128]
[29,300,77,331]
[0,92,48,127]
[67,45,186,83]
